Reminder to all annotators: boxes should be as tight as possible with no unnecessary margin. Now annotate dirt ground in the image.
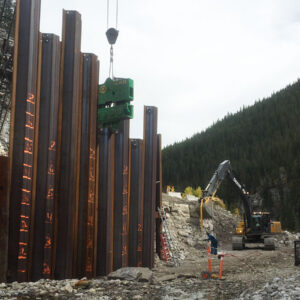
[156,193,299,299]
[153,244,296,299]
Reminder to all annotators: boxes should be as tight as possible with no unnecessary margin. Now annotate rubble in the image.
[107,267,153,282]
[0,192,298,299]
[240,274,300,300]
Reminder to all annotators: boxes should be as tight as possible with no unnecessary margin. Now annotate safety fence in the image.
[0,0,162,282]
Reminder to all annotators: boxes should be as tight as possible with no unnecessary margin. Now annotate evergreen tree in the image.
[162,80,300,231]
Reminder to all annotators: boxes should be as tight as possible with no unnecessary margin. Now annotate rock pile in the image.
[161,193,241,259]
[0,269,155,300]
[0,268,207,300]
[239,274,300,300]
[276,231,299,248]
[162,193,299,253]
[162,193,209,260]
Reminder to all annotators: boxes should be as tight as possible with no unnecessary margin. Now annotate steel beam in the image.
[155,134,162,257]
[97,129,115,276]
[0,156,9,282]
[7,0,41,282]
[55,10,82,280]
[128,139,144,267]
[113,120,130,270]
[77,53,99,278]
[31,34,60,281]
[142,106,158,268]
[85,55,99,279]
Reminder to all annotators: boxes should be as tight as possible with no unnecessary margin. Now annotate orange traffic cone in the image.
[218,254,224,279]
[207,245,212,273]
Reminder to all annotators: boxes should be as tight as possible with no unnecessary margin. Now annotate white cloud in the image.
[40,0,300,147]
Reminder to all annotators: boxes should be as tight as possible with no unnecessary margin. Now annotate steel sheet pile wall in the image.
[4,0,163,282]
[97,129,115,276]
[55,10,82,280]
[113,120,130,269]
[142,106,158,268]
[32,34,60,281]
[7,0,41,282]
[77,53,99,279]
[128,139,144,267]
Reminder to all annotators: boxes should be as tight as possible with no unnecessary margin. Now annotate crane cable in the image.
[106,0,119,79]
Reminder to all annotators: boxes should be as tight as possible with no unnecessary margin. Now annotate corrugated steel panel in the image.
[77,53,99,278]
[97,129,115,276]
[31,33,60,281]
[7,0,41,282]
[55,10,82,280]
[128,139,144,267]
[113,120,130,270]
[142,106,158,268]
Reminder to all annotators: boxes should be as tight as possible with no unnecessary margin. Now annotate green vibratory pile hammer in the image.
[97,3,134,132]
[97,77,134,132]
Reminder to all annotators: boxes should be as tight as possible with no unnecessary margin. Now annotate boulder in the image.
[108,267,153,282]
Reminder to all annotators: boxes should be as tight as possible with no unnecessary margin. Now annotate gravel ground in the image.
[0,193,298,299]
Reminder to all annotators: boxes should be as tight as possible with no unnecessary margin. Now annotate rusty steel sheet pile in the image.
[32,33,60,281]
[3,0,162,282]
[7,0,41,282]
[128,139,145,267]
[77,53,99,279]
[142,106,158,268]
[55,10,82,280]
[113,120,130,270]
[97,128,115,276]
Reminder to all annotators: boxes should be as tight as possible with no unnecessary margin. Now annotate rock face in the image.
[162,193,241,260]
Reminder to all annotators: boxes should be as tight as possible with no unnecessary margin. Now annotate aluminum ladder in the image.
[157,207,180,266]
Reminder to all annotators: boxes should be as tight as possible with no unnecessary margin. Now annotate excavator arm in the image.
[203,160,231,197]
[203,160,253,227]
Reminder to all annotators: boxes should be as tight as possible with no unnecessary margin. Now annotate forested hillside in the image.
[162,80,300,231]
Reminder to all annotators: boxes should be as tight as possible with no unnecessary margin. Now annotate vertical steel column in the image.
[113,120,130,270]
[155,134,162,257]
[77,53,99,278]
[142,106,158,268]
[31,34,60,281]
[86,55,99,278]
[7,0,41,282]
[97,129,115,276]
[128,139,144,267]
[55,10,82,280]
[0,156,9,282]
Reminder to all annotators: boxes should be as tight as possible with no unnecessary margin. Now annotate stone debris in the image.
[239,274,300,300]
[108,267,153,282]
[0,192,298,299]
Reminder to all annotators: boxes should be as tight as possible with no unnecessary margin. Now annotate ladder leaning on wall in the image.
[157,207,180,267]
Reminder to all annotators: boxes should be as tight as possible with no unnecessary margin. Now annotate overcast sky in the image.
[40,0,300,147]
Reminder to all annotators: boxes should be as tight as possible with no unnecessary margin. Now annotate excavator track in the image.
[232,236,244,250]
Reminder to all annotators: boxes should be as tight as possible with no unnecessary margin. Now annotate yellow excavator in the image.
[201,160,281,250]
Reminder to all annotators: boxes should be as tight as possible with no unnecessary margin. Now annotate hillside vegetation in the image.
[162,80,300,231]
